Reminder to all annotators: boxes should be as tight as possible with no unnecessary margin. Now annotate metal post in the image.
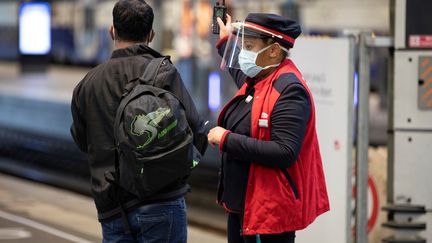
[386,50,395,205]
[387,0,396,206]
[356,32,371,243]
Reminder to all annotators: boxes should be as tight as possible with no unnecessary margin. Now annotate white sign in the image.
[19,2,51,55]
[291,38,354,243]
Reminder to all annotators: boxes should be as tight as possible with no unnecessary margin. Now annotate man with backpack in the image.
[70,1,208,242]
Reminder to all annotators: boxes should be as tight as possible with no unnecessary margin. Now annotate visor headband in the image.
[244,21,295,45]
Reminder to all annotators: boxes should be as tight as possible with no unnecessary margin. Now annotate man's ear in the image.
[109,25,115,41]
[148,29,155,43]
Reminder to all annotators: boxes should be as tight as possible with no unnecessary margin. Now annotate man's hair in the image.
[112,0,154,42]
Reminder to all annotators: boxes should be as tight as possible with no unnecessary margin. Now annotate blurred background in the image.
[1,0,431,243]
[0,0,393,192]
[0,0,391,142]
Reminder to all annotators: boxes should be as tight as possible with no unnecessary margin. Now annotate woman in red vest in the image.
[208,13,330,243]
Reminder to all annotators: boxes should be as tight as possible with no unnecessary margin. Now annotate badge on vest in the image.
[245,95,253,103]
[259,112,269,128]
[258,119,268,128]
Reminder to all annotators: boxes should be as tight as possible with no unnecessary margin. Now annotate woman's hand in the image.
[216,14,232,40]
[208,126,228,146]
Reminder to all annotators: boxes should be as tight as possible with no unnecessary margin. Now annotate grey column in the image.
[356,32,371,243]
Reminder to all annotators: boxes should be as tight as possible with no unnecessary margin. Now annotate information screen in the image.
[19,2,51,55]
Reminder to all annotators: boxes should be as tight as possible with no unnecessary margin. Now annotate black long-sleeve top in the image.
[71,44,208,220]
[217,42,311,212]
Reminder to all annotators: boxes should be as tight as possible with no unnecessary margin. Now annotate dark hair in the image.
[112,0,154,42]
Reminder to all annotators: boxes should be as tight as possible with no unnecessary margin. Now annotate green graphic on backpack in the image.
[130,107,178,149]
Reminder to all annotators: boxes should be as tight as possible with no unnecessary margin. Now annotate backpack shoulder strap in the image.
[140,56,171,86]
[123,56,170,93]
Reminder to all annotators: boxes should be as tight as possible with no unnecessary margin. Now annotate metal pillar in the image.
[355,32,371,243]
[356,34,393,243]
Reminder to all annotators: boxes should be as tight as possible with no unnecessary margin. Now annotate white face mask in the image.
[238,44,280,78]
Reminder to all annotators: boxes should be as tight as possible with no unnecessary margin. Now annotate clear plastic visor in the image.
[220,22,285,70]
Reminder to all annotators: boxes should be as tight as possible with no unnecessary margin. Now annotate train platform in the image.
[0,61,87,102]
[0,61,87,140]
[0,173,226,243]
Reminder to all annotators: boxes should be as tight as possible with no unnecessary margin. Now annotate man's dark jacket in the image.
[70,44,208,221]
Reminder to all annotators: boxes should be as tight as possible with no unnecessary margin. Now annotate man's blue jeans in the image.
[101,197,187,243]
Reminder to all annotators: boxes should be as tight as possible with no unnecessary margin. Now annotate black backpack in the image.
[110,56,198,199]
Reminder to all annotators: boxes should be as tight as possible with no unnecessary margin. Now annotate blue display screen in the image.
[19,2,51,55]
[208,72,221,111]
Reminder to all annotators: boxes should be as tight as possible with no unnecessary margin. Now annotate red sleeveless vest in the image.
[219,59,330,235]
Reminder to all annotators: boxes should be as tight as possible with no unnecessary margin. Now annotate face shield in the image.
[220,22,289,71]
